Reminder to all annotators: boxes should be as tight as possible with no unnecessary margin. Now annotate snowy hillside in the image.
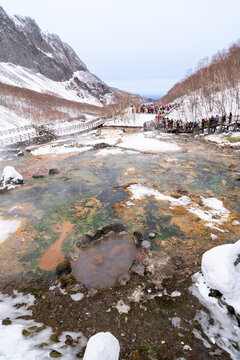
[0,63,113,106]
[168,86,240,122]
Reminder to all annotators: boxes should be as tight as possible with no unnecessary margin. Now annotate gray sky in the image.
[1,0,240,96]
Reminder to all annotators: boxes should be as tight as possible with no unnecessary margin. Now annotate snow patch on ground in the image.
[117,133,181,153]
[204,132,240,148]
[0,291,87,360]
[31,144,92,156]
[0,217,21,243]
[95,148,123,156]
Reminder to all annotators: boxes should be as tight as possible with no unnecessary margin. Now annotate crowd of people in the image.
[133,104,175,115]
[143,111,235,132]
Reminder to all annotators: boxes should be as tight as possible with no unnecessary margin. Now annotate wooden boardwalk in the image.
[0,117,106,146]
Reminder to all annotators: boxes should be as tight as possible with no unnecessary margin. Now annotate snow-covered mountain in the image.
[0,5,85,82]
[0,5,119,109]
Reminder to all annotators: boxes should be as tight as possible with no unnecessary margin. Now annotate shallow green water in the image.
[0,129,239,277]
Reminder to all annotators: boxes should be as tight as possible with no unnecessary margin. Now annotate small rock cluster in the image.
[76,222,126,249]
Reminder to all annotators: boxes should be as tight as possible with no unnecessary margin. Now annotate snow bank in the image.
[202,240,240,313]
[191,241,240,359]
[191,272,240,359]
[117,133,181,153]
[0,291,87,360]
[83,332,120,360]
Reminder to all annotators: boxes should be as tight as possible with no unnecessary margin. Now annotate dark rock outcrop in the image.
[0,6,86,81]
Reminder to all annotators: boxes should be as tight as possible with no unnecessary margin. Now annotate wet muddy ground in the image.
[0,128,239,359]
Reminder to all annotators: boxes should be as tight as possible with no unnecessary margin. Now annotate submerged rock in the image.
[49,168,59,175]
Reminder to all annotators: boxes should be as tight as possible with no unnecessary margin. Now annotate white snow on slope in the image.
[0,291,86,360]
[168,86,240,122]
[0,63,106,106]
[0,105,31,130]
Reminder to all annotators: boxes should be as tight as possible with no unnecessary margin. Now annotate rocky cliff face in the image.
[0,6,142,115]
[0,6,88,82]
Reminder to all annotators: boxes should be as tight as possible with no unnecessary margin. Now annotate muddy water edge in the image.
[0,129,239,360]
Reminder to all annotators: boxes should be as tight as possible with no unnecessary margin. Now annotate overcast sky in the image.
[1,0,240,96]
